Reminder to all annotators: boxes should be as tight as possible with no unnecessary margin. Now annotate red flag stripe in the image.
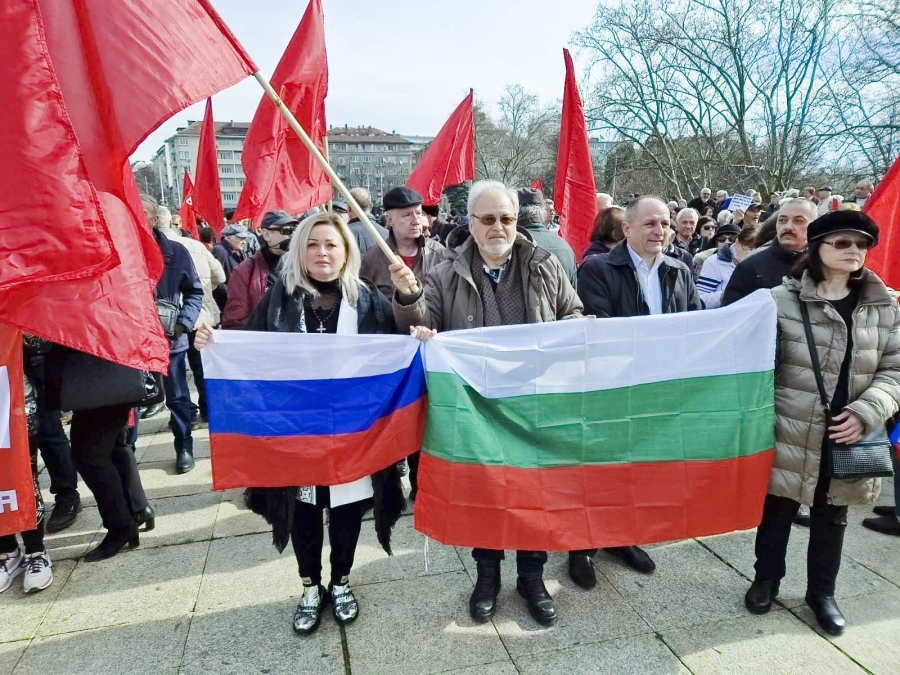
[863,156,900,290]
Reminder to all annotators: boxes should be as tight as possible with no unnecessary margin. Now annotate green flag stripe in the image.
[423,370,774,469]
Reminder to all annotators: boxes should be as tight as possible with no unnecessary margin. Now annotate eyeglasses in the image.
[473,214,516,226]
[276,225,296,236]
[822,238,872,250]
[701,225,716,231]
[717,235,736,243]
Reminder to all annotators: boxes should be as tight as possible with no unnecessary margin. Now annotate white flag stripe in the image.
[424,289,777,398]
[202,330,421,382]
[0,366,10,449]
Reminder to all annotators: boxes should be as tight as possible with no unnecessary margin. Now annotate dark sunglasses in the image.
[473,214,516,226]
[717,235,736,243]
[822,237,872,250]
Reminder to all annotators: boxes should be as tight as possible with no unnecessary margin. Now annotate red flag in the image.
[406,90,475,206]
[235,0,330,221]
[864,156,900,290]
[0,325,37,537]
[554,49,598,264]
[194,99,225,235]
[0,0,256,371]
[530,179,544,192]
[179,170,199,237]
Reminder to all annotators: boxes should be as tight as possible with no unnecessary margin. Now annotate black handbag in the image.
[58,351,164,412]
[798,300,893,480]
[157,299,180,338]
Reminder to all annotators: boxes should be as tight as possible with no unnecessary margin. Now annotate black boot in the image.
[806,593,846,636]
[469,562,500,623]
[516,577,557,626]
[176,450,195,474]
[84,525,140,562]
[134,505,156,532]
[605,546,656,573]
[745,579,780,614]
[568,554,597,589]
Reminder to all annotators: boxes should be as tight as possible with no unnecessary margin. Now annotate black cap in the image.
[383,186,423,211]
[714,222,742,239]
[808,210,879,245]
[516,187,544,208]
[261,210,300,230]
[332,200,348,213]
[422,204,440,217]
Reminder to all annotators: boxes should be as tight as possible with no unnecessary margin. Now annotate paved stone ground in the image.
[2,412,900,674]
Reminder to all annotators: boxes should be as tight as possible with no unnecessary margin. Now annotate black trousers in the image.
[408,450,420,498]
[291,487,364,586]
[0,437,45,554]
[69,405,149,533]
[753,469,848,596]
[187,330,207,418]
[472,549,547,579]
[27,362,79,501]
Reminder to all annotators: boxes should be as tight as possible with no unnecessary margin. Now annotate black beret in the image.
[714,221,742,239]
[808,210,880,245]
[260,210,299,230]
[422,204,440,217]
[383,186,423,211]
[516,187,544,208]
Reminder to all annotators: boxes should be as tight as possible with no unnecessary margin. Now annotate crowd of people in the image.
[3,178,898,644]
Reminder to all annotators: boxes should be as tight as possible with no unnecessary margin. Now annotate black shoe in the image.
[793,513,811,528]
[745,579,780,614]
[397,458,409,477]
[83,526,139,562]
[469,562,500,623]
[873,505,897,517]
[806,593,846,636]
[176,450,195,474]
[46,497,82,533]
[862,514,900,536]
[568,554,597,589]
[189,409,207,430]
[134,505,156,532]
[516,577,557,626]
[605,546,656,573]
[140,403,167,419]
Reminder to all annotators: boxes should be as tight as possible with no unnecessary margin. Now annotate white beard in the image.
[479,240,513,260]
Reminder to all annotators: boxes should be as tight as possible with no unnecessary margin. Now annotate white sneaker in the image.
[22,551,53,593]
[0,549,25,593]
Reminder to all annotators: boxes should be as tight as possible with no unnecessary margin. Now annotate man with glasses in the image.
[222,210,298,328]
[390,180,583,627]
[687,187,715,215]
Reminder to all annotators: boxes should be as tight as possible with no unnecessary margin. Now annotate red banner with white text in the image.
[0,324,37,537]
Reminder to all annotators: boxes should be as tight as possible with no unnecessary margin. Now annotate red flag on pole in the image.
[554,49,598,264]
[193,99,225,236]
[530,179,544,191]
[406,90,475,206]
[0,325,37,537]
[863,156,900,290]
[179,170,199,237]
[235,0,330,221]
[0,0,256,371]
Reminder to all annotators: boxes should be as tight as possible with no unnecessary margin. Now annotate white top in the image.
[626,244,664,315]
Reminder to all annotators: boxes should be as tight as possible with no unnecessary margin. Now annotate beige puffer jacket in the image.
[393,232,583,332]
[770,270,900,506]
[163,229,226,327]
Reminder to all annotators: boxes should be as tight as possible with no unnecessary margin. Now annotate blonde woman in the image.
[195,212,404,636]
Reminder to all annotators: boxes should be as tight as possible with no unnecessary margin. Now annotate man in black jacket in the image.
[721,198,816,306]
[575,196,701,587]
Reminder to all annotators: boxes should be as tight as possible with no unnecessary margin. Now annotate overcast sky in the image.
[131,0,599,161]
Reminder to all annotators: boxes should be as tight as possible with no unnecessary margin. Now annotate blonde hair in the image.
[281,211,362,305]
[839,202,862,212]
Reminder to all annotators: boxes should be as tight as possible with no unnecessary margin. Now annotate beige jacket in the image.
[393,231,583,332]
[163,229,226,327]
[770,271,900,506]
[360,233,452,300]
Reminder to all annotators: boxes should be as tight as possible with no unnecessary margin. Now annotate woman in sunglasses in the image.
[746,210,900,636]
[696,224,757,308]
[692,216,718,255]
[692,221,741,278]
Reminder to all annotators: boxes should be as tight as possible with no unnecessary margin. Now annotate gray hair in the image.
[519,204,548,225]
[717,210,734,225]
[781,197,819,221]
[467,180,518,217]
[349,187,372,213]
[676,207,699,223]
[156,205,172,229]
[281,212,362,306]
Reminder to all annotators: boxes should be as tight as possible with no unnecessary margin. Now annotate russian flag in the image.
[202,331,427,490]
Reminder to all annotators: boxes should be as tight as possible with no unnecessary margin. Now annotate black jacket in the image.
[721,241,804,306]
[577,243,702,317]
[348,217,389,254]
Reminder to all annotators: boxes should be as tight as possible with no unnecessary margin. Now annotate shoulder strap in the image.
[798,298,830,414]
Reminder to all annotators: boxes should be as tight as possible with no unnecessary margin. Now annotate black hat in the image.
[383,186,423,211]
[422,204,440,217]
[261,210,299,230]
[714,222,742,240]
[332,200,349,213]
[516,187,544,208]
[808,210,879,245]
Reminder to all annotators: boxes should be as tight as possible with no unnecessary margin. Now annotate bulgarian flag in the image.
[415,290,777,551]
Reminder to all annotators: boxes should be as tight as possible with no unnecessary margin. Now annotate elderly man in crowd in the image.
[212,223,250,281]
[517,187,577,286]
[673,207,699,255]
[845,180,874,208]
[347,187,388,253]
[575,196,701,584]
[687,187,715,215]
[390,180,583,627]
[596,192,613,212]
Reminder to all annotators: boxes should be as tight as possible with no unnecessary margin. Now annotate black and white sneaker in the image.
[293,584,326,635]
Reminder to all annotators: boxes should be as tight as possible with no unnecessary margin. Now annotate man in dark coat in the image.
[721,199,816,306]
[143,196,204,474]
[347,187,388,253]
[687,188,715,215]
[516,187,577,286]
[576,196,701,584]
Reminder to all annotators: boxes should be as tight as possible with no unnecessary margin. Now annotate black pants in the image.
[472,549,547,579]
[187,330,207,418]
[291,488,364,586]
[69,405,149,533]
[0,437,45,555]
[408,451,420,498]
[753,470,848,596]
[27,363,79,501]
